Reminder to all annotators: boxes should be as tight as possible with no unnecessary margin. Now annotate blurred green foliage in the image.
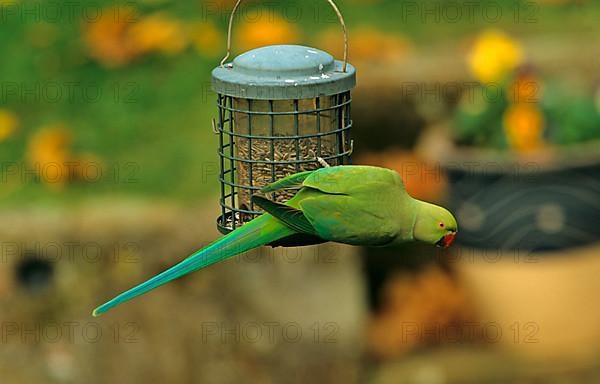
[1,0,599,206]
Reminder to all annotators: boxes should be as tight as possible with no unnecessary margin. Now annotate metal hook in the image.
[220,0,349,72]
[346,139,354,156]
[212,118,219,135]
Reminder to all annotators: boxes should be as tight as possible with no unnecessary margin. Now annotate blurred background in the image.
[1,0,599,383]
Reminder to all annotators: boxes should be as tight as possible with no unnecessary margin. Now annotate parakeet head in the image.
[413,200,458,248]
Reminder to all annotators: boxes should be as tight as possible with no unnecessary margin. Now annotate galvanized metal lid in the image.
[211,45,356,100]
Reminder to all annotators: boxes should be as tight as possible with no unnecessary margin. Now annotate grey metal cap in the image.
[211,45,356,100]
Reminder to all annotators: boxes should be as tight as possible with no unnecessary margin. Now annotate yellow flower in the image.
[189,21,223,58]
[83,12,138,68]
[83,11,188,66]
[27,124,74,187]
[129,14,188,56]
[318,27,411,64]
[27,124,102,188]
[468,29,524,83]
[236,15,300,52]
[503,104,545,152]
[0,109,19,142]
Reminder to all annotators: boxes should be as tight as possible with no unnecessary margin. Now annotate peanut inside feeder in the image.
[212,44,355,235]
[233,97,347,205]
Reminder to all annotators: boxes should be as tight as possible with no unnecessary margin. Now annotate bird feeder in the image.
[212,0,356,235]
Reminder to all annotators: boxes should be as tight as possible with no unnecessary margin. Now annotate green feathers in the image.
[92,214,296,316]
[93,166,457,316]
[252,196,316,235]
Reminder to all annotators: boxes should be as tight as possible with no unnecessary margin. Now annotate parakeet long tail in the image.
[92,214,295,316]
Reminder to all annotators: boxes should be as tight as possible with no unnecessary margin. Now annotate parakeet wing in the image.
[257,166,410,245]
[260,171,314,193]
[296,185,402,246]
[251,196,317,235]
[302,166,405,195]
[290,166,409,245]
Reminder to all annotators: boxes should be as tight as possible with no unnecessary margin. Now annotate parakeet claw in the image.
[317,157,331,168]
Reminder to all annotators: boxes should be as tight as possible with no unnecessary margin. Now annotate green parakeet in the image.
[93,165,457,316]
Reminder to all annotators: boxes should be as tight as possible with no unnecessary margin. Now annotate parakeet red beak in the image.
[436,232,456,248]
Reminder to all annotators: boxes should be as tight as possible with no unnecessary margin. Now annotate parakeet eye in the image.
[439,222,445,228]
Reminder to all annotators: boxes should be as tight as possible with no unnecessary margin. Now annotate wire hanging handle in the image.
[220,0,349,72]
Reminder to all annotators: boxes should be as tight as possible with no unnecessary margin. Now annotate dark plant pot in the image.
[444,142,600,252]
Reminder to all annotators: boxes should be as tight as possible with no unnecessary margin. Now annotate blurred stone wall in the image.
[0,201,366,384]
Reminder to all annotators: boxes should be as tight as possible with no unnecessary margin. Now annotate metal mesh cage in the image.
[216,92,353,233]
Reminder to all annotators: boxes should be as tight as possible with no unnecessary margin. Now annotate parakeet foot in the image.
[317,157,331,168]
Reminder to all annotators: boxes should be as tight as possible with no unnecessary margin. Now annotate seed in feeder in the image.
[235,138,338,212]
